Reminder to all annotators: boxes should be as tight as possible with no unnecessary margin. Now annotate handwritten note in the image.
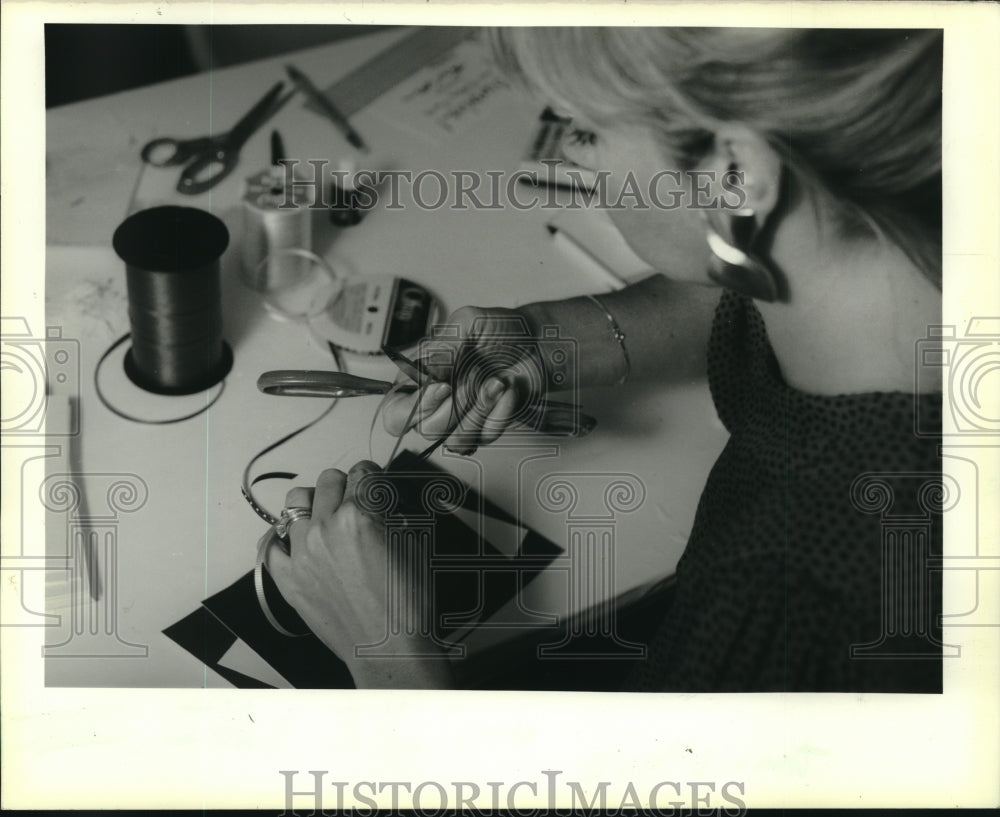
[377,40,513,138]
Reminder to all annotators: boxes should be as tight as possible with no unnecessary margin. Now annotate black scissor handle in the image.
[176,147,239,195]
[140,136,214,167]
[140,81,290,194]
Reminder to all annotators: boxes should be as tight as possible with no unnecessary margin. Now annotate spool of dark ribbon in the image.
[113,206,233,395]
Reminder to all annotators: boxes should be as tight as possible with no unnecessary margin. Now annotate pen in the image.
[67,396,102,601]
[546,223,627,291]
[285,64,368,153]
[270,129,286,166]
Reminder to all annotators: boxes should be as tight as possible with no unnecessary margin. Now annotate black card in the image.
[164,452,562,688]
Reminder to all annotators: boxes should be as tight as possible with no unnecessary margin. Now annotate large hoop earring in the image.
[703,209,785,303]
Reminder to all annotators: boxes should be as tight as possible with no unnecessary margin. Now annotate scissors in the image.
[261,347,597,438]
[141,81,292,195]
[257,345,597,442]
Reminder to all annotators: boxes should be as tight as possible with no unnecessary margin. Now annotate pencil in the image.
[285,64,368,153]
[67,396,102,601]
[546,223,627,291]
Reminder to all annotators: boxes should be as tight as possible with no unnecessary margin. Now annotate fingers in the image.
[445,376,511,453]
[381,382,453,437]
[281,462,380,557]
[379,305,541,451]
[283,487,314,514]
[312,468,347,521]
[386,372,524,453]
[415,384,461,439]
[476,385,522,445]
[381,392,417,436]
[280,487,316,551]
[343,460,382,507]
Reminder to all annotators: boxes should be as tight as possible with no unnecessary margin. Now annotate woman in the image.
[267,28,944,691]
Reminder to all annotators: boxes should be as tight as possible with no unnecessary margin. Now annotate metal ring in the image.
[275,505,312,538]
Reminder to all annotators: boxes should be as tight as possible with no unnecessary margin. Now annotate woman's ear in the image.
[697,124,788,303]
[710,124,783,221]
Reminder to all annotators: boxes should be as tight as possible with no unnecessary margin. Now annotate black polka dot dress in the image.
[624,291,943,692]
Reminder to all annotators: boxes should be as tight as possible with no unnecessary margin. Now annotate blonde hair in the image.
[488,28,943,287]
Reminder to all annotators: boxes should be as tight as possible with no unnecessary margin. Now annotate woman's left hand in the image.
[266,460,455,688]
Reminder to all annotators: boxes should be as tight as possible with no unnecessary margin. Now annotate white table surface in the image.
[41,27,729,687]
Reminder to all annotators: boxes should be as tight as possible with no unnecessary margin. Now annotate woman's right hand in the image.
[381,305,551,454]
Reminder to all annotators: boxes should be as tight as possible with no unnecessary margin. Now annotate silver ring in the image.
[275,506,312,538]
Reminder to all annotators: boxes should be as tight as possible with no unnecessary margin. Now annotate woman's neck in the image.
[756,214,942,396]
